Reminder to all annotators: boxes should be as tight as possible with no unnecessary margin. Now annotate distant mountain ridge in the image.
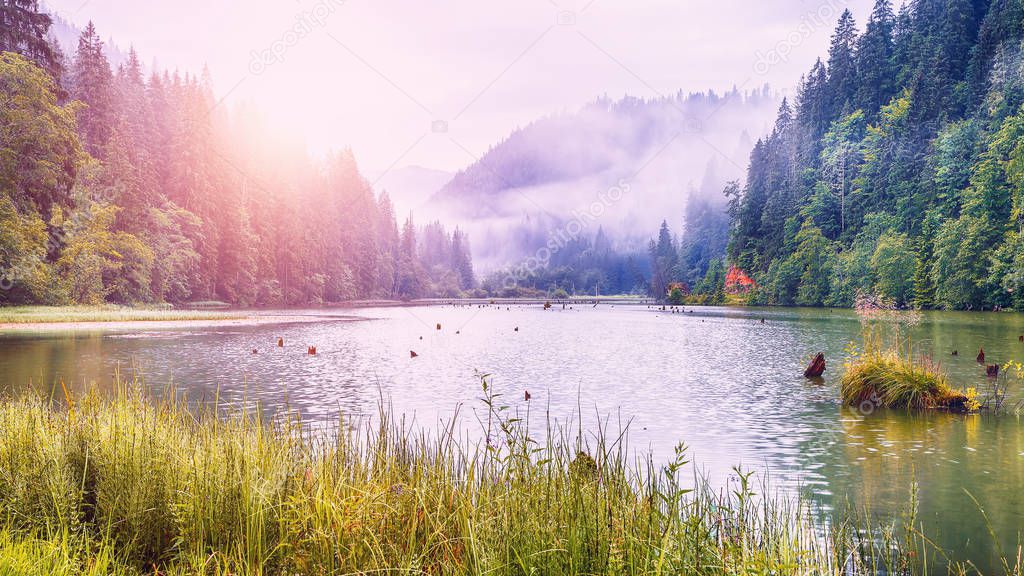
[434,89,775,214]
[425,88,781,269]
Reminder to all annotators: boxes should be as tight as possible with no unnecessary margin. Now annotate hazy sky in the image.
[44,0,874,174]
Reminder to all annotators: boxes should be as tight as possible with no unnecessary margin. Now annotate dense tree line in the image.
[480,227,650,297]
[645,165,734,304]
[0,3,473,306]
[726,0,1024,310]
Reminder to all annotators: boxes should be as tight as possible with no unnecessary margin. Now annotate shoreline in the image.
[0,312,365,332]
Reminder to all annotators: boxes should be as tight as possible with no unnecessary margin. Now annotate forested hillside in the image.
[433,89,775,296]
[0,1,473,306]
[726,0,1024,310]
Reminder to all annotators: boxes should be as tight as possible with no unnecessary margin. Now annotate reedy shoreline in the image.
[0,378,1017,575]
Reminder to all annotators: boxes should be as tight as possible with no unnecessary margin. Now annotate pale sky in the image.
[44,0,874,173]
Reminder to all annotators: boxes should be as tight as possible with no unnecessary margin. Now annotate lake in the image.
[2,303,1023,570]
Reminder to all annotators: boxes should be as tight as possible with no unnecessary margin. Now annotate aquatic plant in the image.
[841,328,969,411]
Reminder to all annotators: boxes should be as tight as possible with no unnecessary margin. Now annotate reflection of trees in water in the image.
[0,334,109,394]
[805,406,1024,572]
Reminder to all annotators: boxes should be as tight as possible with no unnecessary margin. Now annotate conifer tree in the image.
[826,10,859,115]
[0,0,61,78]
[71,22,115,157]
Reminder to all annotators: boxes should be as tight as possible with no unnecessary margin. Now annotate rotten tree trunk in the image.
[804,353,826,378]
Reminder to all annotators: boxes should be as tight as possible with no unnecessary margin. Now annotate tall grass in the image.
[0,305,240,325]
[0,378,1013,575]
[841,327,971,411]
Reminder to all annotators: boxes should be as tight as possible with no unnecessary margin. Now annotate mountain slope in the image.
[428,89,780,269]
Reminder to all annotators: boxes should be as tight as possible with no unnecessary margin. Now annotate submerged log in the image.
[987,364,1000,378]
[977,348,985,364]
[804,353,826,378]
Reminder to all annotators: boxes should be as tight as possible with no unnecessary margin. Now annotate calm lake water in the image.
[3,304,1024,569]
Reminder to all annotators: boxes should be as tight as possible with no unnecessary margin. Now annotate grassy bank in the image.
[0,305,240,324]
[0,381,1012,575]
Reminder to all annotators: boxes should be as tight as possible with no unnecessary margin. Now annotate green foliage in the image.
[871,231,915,305]
[695,258,726,303]
[0,51,82,217]
[727,2,1024,310]
[667,285,685,305]
[50,200,150,305]
[0,194,50,304]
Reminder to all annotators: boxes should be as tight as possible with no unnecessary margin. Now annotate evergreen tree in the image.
[649,220,677,298]
[827,10,859,115]
[71,22,115,157]
[855,0,897,116]
[450,228,474,291]
[0,0,60,78]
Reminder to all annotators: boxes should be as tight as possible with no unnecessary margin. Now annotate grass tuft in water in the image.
[841,328,973,411]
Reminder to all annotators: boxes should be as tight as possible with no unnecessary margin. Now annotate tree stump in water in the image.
[977,348,985,364]
[804,353,826,378]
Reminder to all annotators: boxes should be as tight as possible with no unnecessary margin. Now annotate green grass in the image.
[0,378,1012,575]
[0,305,241,324]
[841,329,972,411]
